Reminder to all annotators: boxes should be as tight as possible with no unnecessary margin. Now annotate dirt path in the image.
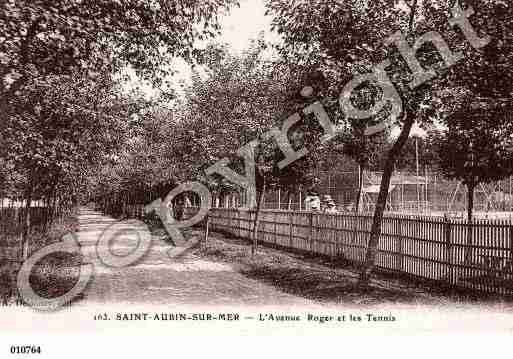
[76,208,313,306]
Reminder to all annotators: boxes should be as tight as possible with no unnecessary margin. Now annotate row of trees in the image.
[3,0,512,286]
[0,0,239,257]
[90,0,513,285]
[92,39,338,254]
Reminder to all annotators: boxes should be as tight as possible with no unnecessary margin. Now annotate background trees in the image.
[180,40,327,253]
[266,0,427,283]
[432,98,513,220]
[341,124,388,213]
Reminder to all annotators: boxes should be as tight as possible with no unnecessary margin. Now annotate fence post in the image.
[396,218,404,271]
[273,212,277,246]
[289,211,293,249]
[309,212,314,253]
[444,216,454,285]
[509,225,513,262]
[237,209,240,237]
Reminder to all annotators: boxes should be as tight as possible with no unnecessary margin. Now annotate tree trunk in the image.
[50,192,57,225]
[20,179,34,260]
[251,179,267,257]
[355,165,364,213]
[204,213,210,243]
[467,182,475,222]
[359,116,415,286]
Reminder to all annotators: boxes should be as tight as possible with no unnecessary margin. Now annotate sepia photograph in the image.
[1,0,513,356]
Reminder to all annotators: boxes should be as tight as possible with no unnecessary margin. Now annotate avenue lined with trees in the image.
[1,0,513,301]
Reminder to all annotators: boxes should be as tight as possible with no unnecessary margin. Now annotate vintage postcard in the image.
[1,0,513,357]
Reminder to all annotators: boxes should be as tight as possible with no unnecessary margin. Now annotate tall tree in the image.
[266,0,513,285]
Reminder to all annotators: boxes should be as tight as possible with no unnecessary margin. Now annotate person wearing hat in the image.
[322,195,337,213]
[322,194,332,204]
[325,200,337,213]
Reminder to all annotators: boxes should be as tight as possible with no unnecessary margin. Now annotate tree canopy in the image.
[0,0,238,101]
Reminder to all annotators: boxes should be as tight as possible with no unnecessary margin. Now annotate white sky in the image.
[126,0,272,99]
[218,0,273,52]
[172,0,274,86]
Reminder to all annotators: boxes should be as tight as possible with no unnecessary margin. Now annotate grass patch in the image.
[192,229,513,306]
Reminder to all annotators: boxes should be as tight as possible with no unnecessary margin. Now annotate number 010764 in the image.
[10,346,41,355]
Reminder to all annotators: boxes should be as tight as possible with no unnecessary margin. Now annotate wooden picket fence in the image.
[0,206,73,261]
[183,207,513,297]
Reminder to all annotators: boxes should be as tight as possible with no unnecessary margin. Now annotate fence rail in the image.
[182,207,513,297]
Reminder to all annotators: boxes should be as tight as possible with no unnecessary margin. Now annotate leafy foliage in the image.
[266,0,513,282]
[0,0,238,100]
[432,97,513,218]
